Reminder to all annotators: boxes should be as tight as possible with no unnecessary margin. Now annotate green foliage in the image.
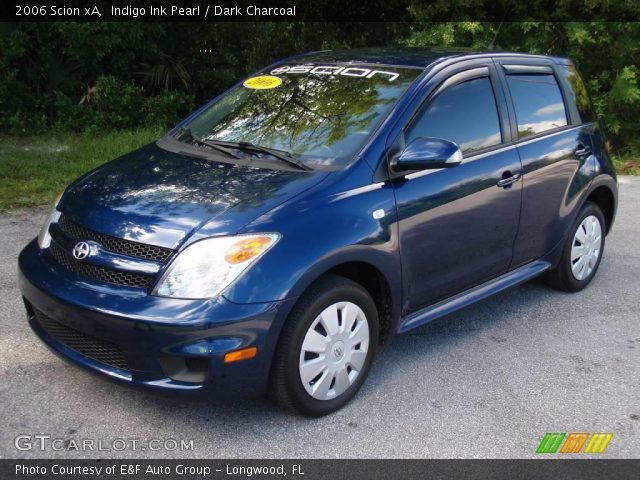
[43,75,194,133]
[87,75,147,130]
[143,90,194,130]
[0,22,403,135]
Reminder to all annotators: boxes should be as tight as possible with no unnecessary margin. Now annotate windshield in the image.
[182,63,421,169]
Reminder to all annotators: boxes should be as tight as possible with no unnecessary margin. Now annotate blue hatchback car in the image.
[19,48,617,415]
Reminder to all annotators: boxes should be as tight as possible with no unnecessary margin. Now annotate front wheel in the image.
[270,275,379,416]
[544,202,606,292]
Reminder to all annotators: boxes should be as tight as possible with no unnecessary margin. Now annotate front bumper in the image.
[18,239,296,399]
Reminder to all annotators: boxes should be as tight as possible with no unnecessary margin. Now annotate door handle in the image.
[575,143,592,159]
[497,172,521,188]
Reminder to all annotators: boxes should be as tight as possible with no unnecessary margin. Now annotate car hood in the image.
[59,142,327,249]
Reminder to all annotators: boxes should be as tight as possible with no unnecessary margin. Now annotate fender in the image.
[281,244,403,329]
[222,160,402,316]
[544,172,618,269]
[583,173,618,231]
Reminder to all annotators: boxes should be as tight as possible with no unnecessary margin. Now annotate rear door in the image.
[495,58,597,266]
[391,61,523,312]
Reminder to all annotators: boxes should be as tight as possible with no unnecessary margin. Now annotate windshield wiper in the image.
[205,139,312,171]
[174,128,311,171]
[174,127,241,159]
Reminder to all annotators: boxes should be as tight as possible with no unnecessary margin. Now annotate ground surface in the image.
[1,177,638,459]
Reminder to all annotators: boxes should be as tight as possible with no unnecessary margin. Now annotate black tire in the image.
[544,202,606,292]
[270,274,379,416]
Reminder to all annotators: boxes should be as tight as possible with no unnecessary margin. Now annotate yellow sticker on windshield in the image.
[243,75,282,89]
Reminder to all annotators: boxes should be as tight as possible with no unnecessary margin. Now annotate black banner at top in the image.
[2,0,640,22]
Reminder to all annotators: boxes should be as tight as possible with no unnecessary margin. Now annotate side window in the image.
[406,76,502,155]
[506,73,568,139]
[556,63,595,123]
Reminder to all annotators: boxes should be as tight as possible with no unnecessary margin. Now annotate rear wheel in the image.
[544,202,606,292]
[270,275,379,416]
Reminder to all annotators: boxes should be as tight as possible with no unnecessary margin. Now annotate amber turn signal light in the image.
[224,236,273,264]
[224,347,258,363]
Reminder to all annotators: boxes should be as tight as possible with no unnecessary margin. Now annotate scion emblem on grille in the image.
[72,241,91,260]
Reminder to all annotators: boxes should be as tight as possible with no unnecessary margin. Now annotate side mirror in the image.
[392,137,463,172]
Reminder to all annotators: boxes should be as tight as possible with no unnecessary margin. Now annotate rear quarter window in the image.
[556,63,596,123]
[506,73,568,139]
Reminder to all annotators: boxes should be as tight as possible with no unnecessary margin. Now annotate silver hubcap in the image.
[299,301,370,401]
[571,215,602,281]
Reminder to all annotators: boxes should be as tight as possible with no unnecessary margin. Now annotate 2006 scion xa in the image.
[19,48,618,416]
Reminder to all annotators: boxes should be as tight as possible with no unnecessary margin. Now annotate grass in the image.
[0,129,638,211]
[613,154,640,176]
[0,128,161,211]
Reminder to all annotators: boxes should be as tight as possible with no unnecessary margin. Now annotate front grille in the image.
[49,242,154,289]
[34,309,129,371]
[57,214,174,262]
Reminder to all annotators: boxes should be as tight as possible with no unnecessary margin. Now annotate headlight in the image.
[153,234,280,299]
[37,193,63,249]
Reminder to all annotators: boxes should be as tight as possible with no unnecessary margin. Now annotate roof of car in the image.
[289,47,565,69]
